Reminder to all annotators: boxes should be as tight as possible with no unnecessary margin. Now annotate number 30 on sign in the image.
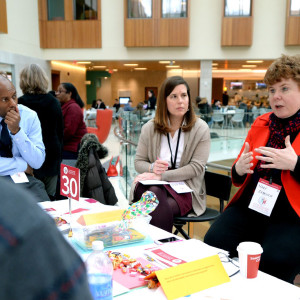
[60,164,80,201]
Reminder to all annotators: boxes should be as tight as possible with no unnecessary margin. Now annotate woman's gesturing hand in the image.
[134,172,162,183]
[235,142,254,176]
[255,135,298,171]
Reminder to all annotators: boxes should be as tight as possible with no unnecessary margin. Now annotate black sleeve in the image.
[232,163,247,184]
[291,156,300,182]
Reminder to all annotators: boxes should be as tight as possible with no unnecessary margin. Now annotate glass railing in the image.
[115,109,266,199]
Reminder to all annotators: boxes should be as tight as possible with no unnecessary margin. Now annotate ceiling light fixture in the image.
[166,65,180,68]
[93,66,107,68]
[242,65,257,68]
[246,60,263,63]
[76,61,91,64]
[159,61,171,64]
[134,67,147,70]
[124,63,138,67]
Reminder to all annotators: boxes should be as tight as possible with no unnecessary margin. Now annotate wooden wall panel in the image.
[38,0,101,48]
[124,19,155,47]
[72,21,101,48]
[0,0,8,34]
[285,0,300,45]
[124,0,190,47]
[158,19,189,46]
[221,17,253,46]
[285,17,300,45]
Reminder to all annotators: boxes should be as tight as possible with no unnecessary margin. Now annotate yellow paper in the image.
[156,255,230,300]
[76,209,124,226]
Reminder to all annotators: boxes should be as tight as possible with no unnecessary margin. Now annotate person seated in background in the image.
[0,179,93,300]
[130,76,210,232]
[133,102,146,120]
[93,98,106,109]
[55,82,87,160]
[212,99,222,110]
[0,72,49,202]
[204,54,300,284]
[18,64,63,199]
[124,99,135,111]
[198,97,212,124]
[113,98,120,112]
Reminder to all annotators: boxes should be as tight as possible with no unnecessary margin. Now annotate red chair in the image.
[87,109,113,144]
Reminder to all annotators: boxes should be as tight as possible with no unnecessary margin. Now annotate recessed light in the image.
[93,66,107,68]
[134,68,147,70]
[246,60,263,63]
[166,65,180,68]
[159,61,171,64]
[242,65,257,68]
[76,61,91,64]
[124,63,138,67]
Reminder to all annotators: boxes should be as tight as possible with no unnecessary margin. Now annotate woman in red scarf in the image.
[205,54,300,284]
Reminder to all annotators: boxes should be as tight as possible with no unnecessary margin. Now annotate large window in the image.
[162,0,187,18]
[127,0,152,18]
[74,0,98,20]
[47,0,65,20]
[290,0,300,16]
[224,0,251,17]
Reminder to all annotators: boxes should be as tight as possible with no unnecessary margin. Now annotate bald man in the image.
[0,72,49,201]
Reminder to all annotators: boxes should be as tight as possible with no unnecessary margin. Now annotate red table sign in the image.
[60,164,80,201]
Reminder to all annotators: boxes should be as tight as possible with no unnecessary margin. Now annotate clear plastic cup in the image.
[237,242,263,279]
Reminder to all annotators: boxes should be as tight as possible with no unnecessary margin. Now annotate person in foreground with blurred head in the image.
[55,82,87,160]
[0,179,93,300]
[204,54,300,283]
[130,76,210,232]
[18,64,63,198]
[0,72,49,202]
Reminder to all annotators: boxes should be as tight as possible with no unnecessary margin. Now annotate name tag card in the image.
[10,172,29,183]
[169,181,193,194]
[60,164,80,201]
[248,178,281,217]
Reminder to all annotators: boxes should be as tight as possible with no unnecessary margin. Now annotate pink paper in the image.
[112,257,160,289]
[85,198,98,203]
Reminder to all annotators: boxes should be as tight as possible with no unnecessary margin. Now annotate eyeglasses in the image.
[218,252,240,277]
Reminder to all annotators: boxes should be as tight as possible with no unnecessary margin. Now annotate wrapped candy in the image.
[118,191,159,230]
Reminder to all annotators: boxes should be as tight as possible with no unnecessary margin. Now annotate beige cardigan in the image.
[129,118,211,216]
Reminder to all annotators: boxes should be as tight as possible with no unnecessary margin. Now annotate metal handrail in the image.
[114,126,232,173]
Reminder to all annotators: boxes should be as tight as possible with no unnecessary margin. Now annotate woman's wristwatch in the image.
[150,163,154,173]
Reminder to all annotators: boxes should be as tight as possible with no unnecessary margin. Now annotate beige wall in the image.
[110,70,167,107]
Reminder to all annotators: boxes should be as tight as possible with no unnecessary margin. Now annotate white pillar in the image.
[200,60,212,105]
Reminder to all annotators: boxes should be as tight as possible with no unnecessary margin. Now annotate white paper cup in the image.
[237,242,263,279]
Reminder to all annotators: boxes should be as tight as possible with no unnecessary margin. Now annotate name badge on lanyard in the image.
[248,178,282,217]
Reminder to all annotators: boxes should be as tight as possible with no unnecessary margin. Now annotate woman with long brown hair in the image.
[130,76,211,232]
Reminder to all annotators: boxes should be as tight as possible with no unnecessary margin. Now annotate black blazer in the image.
[18,93,63,177]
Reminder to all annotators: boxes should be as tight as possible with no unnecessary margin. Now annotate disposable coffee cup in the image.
[237,242,263,279]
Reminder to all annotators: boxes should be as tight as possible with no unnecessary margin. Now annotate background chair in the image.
[230,108,245,128]
[87,109,113,144]
[173,170,232,240]
[211,110,224,129]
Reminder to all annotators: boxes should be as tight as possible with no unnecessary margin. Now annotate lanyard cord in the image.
[167,128,181,170]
